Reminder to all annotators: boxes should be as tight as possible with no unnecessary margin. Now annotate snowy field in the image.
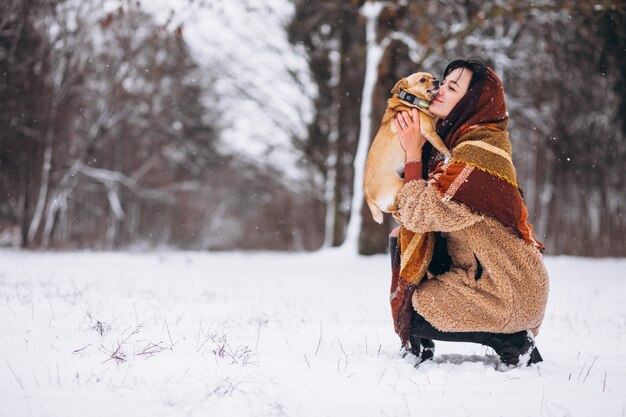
[1,250,625,417]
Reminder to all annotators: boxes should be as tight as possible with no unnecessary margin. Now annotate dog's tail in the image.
[366,199,384,224]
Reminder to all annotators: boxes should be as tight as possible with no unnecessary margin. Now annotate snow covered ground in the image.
[1,250,625,417]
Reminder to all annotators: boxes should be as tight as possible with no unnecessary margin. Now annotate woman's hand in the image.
[394,108,427,162]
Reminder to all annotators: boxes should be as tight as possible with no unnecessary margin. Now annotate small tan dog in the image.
[363,72,451,224]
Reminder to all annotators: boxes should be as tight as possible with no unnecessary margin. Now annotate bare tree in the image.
[0,0,54,247]
[288,0,366,249]
[1,2,224,249]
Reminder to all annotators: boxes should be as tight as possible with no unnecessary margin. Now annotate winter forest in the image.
[3,1,626,416]
[1,0,624,256]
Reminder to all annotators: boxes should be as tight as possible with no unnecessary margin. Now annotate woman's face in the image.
[429,67,473,119]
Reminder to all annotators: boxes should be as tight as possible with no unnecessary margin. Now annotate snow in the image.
[2,250,626,416]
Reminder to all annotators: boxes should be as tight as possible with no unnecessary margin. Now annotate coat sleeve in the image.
[395,179,483,233]
[404,161,423,183]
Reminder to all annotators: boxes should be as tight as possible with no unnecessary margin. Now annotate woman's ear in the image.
[391,78,407,95]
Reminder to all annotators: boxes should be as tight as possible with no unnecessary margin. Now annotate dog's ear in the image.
[391,78,407,95]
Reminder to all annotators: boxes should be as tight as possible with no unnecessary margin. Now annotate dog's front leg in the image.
[419,112,450,157]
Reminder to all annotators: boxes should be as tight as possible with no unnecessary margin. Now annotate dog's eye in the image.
[419,78,426,83]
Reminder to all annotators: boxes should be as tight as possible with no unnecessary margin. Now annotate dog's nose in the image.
[433,79,440,89]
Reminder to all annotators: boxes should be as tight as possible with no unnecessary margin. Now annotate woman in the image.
[389,57,549,367]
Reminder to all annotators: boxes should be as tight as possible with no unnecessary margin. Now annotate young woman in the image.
[389,57,549,367]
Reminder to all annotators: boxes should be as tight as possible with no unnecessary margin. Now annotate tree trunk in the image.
[26,142,52,245]
[343,1,386,253]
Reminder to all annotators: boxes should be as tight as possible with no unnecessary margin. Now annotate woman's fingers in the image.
[400,111,411,127]
[394,117,402,131]
[396,118,408,151]
[396,109,421,128]
[395,109,422,140]
[395,109,425,158]
[396,113,405,128]
[409,109,421,132]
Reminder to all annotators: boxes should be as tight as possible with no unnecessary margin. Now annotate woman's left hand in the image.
[395,108,427,162]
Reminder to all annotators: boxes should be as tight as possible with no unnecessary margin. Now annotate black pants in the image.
[410,310,493,346]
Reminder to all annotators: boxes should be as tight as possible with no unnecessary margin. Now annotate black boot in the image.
[407,333,436,363]
[418,337,435,362]
[484,331,543,366]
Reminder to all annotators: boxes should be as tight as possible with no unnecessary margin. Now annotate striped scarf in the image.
[429,121,544,251]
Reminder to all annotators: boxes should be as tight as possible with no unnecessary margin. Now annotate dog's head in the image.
[391,72,440,101]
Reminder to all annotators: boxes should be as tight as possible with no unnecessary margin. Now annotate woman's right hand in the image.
[394,108,427,162]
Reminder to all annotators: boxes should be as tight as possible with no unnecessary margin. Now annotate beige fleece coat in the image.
[395,179,549,335]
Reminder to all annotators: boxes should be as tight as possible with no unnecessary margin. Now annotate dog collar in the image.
[398,89,431,109]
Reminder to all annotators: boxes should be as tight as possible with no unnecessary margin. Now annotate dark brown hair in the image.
[442,57,489,90]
